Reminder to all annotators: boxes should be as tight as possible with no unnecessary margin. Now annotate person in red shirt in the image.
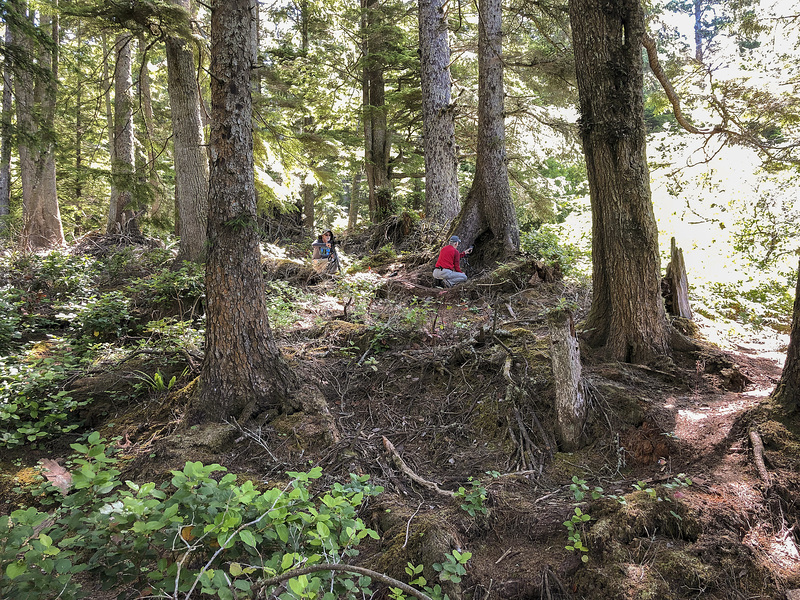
[433,235,473,287]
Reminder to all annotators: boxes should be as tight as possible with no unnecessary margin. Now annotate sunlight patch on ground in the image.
[744,527,800,574]
[742,387,774,398]
[677,409,708,422]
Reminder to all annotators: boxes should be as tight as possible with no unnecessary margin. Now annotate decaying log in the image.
[749,429,772,488]
[547,309,586,451]
[664,237,693,319]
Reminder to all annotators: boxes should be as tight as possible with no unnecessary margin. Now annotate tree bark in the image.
[166,0,209,263]
[449,0,520,262]
[302,182,315,231]
[107,33,140,236]
[197,0,297,423]
[771,259,800,413]
[0,23,12,231]
[15,6,64,250]
[347,169,362,234]
[569,0,670,363]
[419,0,460,224]
[137,37,164,215]
[362,0,392,223]
[547,309,587,450]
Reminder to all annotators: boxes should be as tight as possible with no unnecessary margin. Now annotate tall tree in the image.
[0,22,12,232]
[165,0,209,263]
[362,0,392,222]
[418,0,459,224]
[450,0,520,261]
[14,4,65,249]
[569,0,670,363]
[197,0,296,422]
[107,33,139,235]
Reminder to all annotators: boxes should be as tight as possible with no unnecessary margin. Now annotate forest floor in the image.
[2,231,800,600]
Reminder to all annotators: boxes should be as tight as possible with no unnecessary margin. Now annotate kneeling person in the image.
[433,236,472,287]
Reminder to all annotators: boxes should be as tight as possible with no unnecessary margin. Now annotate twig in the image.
[226,417,278,462]
[382,436,455,498]
[495,548,514,564]
[254,563,435,600]
[403,502,423,548]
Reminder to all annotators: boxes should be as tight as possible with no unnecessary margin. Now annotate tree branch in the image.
[253,563,435,600]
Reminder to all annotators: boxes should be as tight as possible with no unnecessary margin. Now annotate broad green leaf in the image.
[239,529,257,547]
[6,561,26,579]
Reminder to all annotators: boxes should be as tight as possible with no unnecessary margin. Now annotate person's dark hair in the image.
[318,230,336,245]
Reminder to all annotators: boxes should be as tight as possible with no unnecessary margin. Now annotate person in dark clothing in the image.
[433,235,472,287]
[312,230,338,273]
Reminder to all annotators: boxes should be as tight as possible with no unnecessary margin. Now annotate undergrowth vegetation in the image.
[0,231,794,599]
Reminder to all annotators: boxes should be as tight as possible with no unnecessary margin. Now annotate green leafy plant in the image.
[432,549,472,584]
[0,342,90,447]
[0,288,23,349]
[22,434,387,599]
[563,507,591,562]
[569,476,604,502]
[0,507,81,599]
[70,291,136,342]
[133,370,178,393]
[455,477,488,517]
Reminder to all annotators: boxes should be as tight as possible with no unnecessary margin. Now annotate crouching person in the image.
[432,235,472,287]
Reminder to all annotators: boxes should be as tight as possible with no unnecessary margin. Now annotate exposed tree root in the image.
[382,436,456,498]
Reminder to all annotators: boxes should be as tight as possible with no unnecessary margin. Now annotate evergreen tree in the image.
[450,0,520,261]
[569,0,670,363]
[13,1,65,249]
[197,0,297,422]
[419,0,459,224]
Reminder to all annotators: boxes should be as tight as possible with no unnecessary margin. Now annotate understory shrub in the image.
[0,341,90,448]
[520,225,587,275]
[3,433,385,599]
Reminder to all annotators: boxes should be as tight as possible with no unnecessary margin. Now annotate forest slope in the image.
[1,233,799,600]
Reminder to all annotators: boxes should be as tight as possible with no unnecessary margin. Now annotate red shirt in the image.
[435,245,466,272]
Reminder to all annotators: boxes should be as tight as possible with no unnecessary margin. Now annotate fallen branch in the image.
[253,563,434,600]
[749,429,772,488]
[382,436,455,498]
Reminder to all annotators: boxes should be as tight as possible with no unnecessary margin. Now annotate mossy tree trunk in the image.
[568,0,670,363]
[14,5,64,250]
[166,0,209,263]
[196,0,297,423]
[449,0,519,263]
[419,0,460,224]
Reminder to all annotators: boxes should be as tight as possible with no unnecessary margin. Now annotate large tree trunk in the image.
[569,0,670,364]
[74,21,84,202]
[15,7,64,250]
[137,37,164,215]
[362,0,392,223]
[0,23,12,231]
[419,0,459,224]
[166,0,209,263]
[197,0,297,423]
[107,33,140,236]
[347,169,362,234]
[449,0,519,262]
[771,259,800,413]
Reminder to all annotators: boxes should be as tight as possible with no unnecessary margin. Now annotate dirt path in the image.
[671,350,782,485]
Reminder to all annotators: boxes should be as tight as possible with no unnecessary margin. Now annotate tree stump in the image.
[663,237,692,319]
[547,309,587,450]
